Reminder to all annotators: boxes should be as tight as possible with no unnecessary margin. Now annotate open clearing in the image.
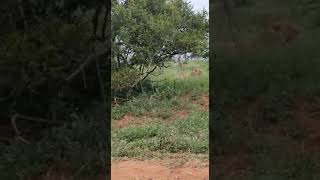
[111,60,209,179]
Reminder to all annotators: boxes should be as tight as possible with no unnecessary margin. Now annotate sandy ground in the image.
[111,160,209,180]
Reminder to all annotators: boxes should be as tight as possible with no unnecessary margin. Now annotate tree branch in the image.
[65,51,108,82]
[18,0,28,30]
[92,5,102,38]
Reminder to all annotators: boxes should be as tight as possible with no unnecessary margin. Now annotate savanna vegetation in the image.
[0,1,111,179]
[111,0,208,98]
[212,0,320,179]
[111,0,209,165]
[0,0,208,179]
[112,60,209,160]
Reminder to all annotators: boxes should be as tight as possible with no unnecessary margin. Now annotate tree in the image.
[111,0,208,92]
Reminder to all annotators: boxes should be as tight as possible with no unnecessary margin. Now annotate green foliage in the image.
[0,0,110,179]
[0,115,102,179]
[112,60,209,158]
[111,0,208,93]
[112,67,140,91]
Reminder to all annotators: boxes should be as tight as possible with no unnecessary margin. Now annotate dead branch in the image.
[130,65,157,88]
[17,0,28,30]
[13,113,60,124]
[101,3,110,40]
[11,114,30,144]
[17,136,30,144]
[92,5,102,38]
[10,113,60,143]
[65,51,108,82]
[81,69,87,89]
[11,114,21,136]
[0,86,17,102]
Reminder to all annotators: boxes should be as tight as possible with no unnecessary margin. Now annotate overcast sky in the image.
[188,0,209,12]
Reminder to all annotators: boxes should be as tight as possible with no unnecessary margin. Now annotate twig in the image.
[11,114,30,144]
[65,51,108,82]
[101,3,110,40]
[0,86,17,102]
[129,66,157,88]
[17,0,28,30]
[10,113,61,143]
[14,113,60,124]
[17,136,30,144]
[11,114,21,136]
[70,161,90,180]
[81,69,87,89]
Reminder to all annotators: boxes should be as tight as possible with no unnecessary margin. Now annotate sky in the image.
[188,0,209,12]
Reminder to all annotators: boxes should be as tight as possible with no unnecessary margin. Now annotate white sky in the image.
[188,0,209,12]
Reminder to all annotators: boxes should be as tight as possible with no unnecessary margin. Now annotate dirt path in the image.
[111,160,209,180]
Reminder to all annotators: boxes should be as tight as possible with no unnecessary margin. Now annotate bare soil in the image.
[111,160,208,180]
[291,97,320,154]
[200,94,209,111]
[172,109,189,118]
[214,145,253,178]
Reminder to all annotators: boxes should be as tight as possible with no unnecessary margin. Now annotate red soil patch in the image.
[267,20,300,44]
[214,146,252,178]
[114,113,152,129]
[111,160,208,180]
[291,97,320,154]
[114,112,134,128]
[199,94,209,111]
[230,96,287,136]
[233,96,320,155]
[184,93,209,111]
[172,109,189,118]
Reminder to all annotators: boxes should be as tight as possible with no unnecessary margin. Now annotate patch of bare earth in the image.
[214,145,252,178]
[172,109,189,118]
[189,93,208,111]
[200,94,209,111]
[291,97,320,154]
[113,112,152,129]
[233,97,285,135]
[112,160,208,180]
[113,109,191,128]
[230,95,320,155]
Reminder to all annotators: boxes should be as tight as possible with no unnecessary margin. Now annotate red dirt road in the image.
[111,160,209,180]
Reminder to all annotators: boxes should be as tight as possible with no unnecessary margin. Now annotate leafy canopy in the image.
[111,0,208,92]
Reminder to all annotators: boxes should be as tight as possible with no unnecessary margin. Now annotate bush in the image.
[112,67,154,99]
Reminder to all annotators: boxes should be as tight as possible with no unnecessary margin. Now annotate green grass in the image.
[112,60,209,159]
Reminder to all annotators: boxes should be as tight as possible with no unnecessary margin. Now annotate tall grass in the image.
[112,60,209,159]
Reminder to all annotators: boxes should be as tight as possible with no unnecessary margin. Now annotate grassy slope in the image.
[112,61,209,161]
[212,0,320,179]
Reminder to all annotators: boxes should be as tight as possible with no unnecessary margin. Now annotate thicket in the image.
[0,0,111,179]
